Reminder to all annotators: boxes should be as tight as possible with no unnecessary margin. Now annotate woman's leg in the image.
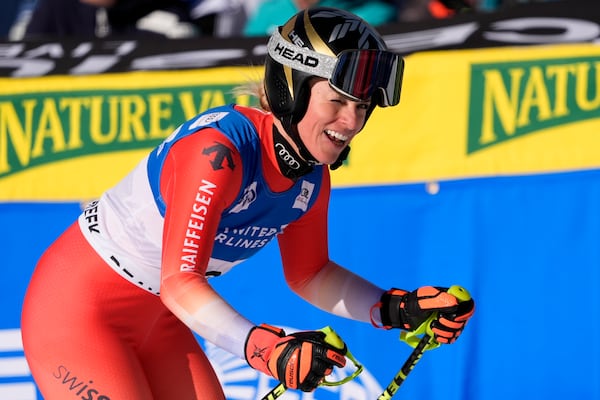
[138,309,226,400]
[22,222,226,399]
[22,223,153,399]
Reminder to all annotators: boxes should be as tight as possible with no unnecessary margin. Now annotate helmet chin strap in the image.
[330,145,350,170]
[280,116,319,166]
[272,124,314,180]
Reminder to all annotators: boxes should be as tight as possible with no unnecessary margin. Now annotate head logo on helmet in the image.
[270,40,320,68]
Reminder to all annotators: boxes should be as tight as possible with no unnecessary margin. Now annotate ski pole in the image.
[261,326,363,400]
[377,332,433,400]
[377,285,472,400]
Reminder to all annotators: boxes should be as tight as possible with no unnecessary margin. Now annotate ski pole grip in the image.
[401,285,471,349]
[426,285,472,337]
[320,326,346,351]
[447,285,471,303]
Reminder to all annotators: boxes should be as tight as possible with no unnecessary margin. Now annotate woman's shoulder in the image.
[232,105,274,132]
[233,104,272,120]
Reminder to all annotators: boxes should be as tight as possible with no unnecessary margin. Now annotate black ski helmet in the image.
[264,7,404,133]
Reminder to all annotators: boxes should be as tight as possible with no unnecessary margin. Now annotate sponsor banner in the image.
[2,43,600,200]
[0,67,261,200]
[331,42,600,187]
[3,43,600,199]
[0,0,599,78]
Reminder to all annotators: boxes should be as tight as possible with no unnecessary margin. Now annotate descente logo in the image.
[467,55,600,153]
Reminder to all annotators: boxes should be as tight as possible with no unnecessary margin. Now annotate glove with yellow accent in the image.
[245,324,347,392]
[378,286,475,344]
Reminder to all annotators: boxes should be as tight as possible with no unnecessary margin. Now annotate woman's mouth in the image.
[324,129,349,146]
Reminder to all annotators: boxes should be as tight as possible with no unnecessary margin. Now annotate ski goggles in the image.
[267,29,404,107]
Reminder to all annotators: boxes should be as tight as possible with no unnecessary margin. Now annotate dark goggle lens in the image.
[330,50,404,106]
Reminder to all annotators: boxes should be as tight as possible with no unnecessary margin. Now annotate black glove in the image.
[378,286,475,344]
[245,324,346,391]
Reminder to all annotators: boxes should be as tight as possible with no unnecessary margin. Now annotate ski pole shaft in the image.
[377,334,432,400]
[261,383,286,400]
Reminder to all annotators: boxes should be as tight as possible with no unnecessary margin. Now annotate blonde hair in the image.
[232,74,271,112]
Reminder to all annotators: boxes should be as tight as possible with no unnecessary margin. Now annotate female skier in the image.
[22,6,474,399]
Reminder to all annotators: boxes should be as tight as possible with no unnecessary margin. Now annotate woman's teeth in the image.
[325,130,348,144]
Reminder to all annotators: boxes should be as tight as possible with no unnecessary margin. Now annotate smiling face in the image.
[295,79,370,165]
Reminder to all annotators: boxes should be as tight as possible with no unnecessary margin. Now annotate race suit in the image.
[22,104,384,399]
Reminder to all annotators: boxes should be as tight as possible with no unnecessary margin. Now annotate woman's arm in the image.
[158,128,255,358]
[278,169,385,323]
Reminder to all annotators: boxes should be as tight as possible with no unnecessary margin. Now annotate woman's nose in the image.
[339,105,364,131]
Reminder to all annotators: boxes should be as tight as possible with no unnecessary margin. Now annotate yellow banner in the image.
[2,43,600,201]
[0,67,262,200]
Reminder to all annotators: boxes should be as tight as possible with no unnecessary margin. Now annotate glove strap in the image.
[245,324,285,376]
[370,301,387,329]
[378,288,410,330]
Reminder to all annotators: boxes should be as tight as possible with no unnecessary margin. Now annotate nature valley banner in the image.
[2,43,600,200]
[0,67,262,200]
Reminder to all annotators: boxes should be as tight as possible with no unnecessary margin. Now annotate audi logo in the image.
[275,143,301,169]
